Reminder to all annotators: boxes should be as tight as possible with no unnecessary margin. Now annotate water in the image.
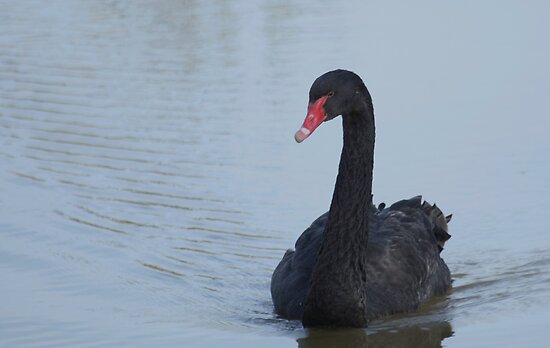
[1,1,549,347]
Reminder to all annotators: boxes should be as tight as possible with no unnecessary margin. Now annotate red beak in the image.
[294,96,328,143]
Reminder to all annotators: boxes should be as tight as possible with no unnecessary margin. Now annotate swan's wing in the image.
[271,212,328,318]
[377,195,452,252]
[366,198,451,318]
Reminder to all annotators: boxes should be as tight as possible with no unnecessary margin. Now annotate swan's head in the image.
[295,69,371,143]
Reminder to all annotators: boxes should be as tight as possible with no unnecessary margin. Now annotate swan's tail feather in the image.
[421,200,452,252]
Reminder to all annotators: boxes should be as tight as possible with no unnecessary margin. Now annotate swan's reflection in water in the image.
[297,321,453,348]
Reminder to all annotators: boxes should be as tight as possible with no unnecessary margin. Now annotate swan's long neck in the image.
[303,99,375,327]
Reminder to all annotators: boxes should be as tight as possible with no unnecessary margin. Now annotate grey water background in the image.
[1,1,549,347]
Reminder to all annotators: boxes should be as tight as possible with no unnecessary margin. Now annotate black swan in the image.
[271,69,453,327]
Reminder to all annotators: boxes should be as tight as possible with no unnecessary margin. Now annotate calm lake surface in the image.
[1,1,549,347]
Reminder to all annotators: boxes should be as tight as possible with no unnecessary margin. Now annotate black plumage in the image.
[271,70,452,327]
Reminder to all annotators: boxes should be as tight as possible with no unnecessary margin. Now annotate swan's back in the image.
[271,196,451,321]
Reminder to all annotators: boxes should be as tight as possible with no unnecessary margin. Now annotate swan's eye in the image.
[327,91,334,97]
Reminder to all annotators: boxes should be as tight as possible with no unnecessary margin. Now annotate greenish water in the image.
[1,1,549,347]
